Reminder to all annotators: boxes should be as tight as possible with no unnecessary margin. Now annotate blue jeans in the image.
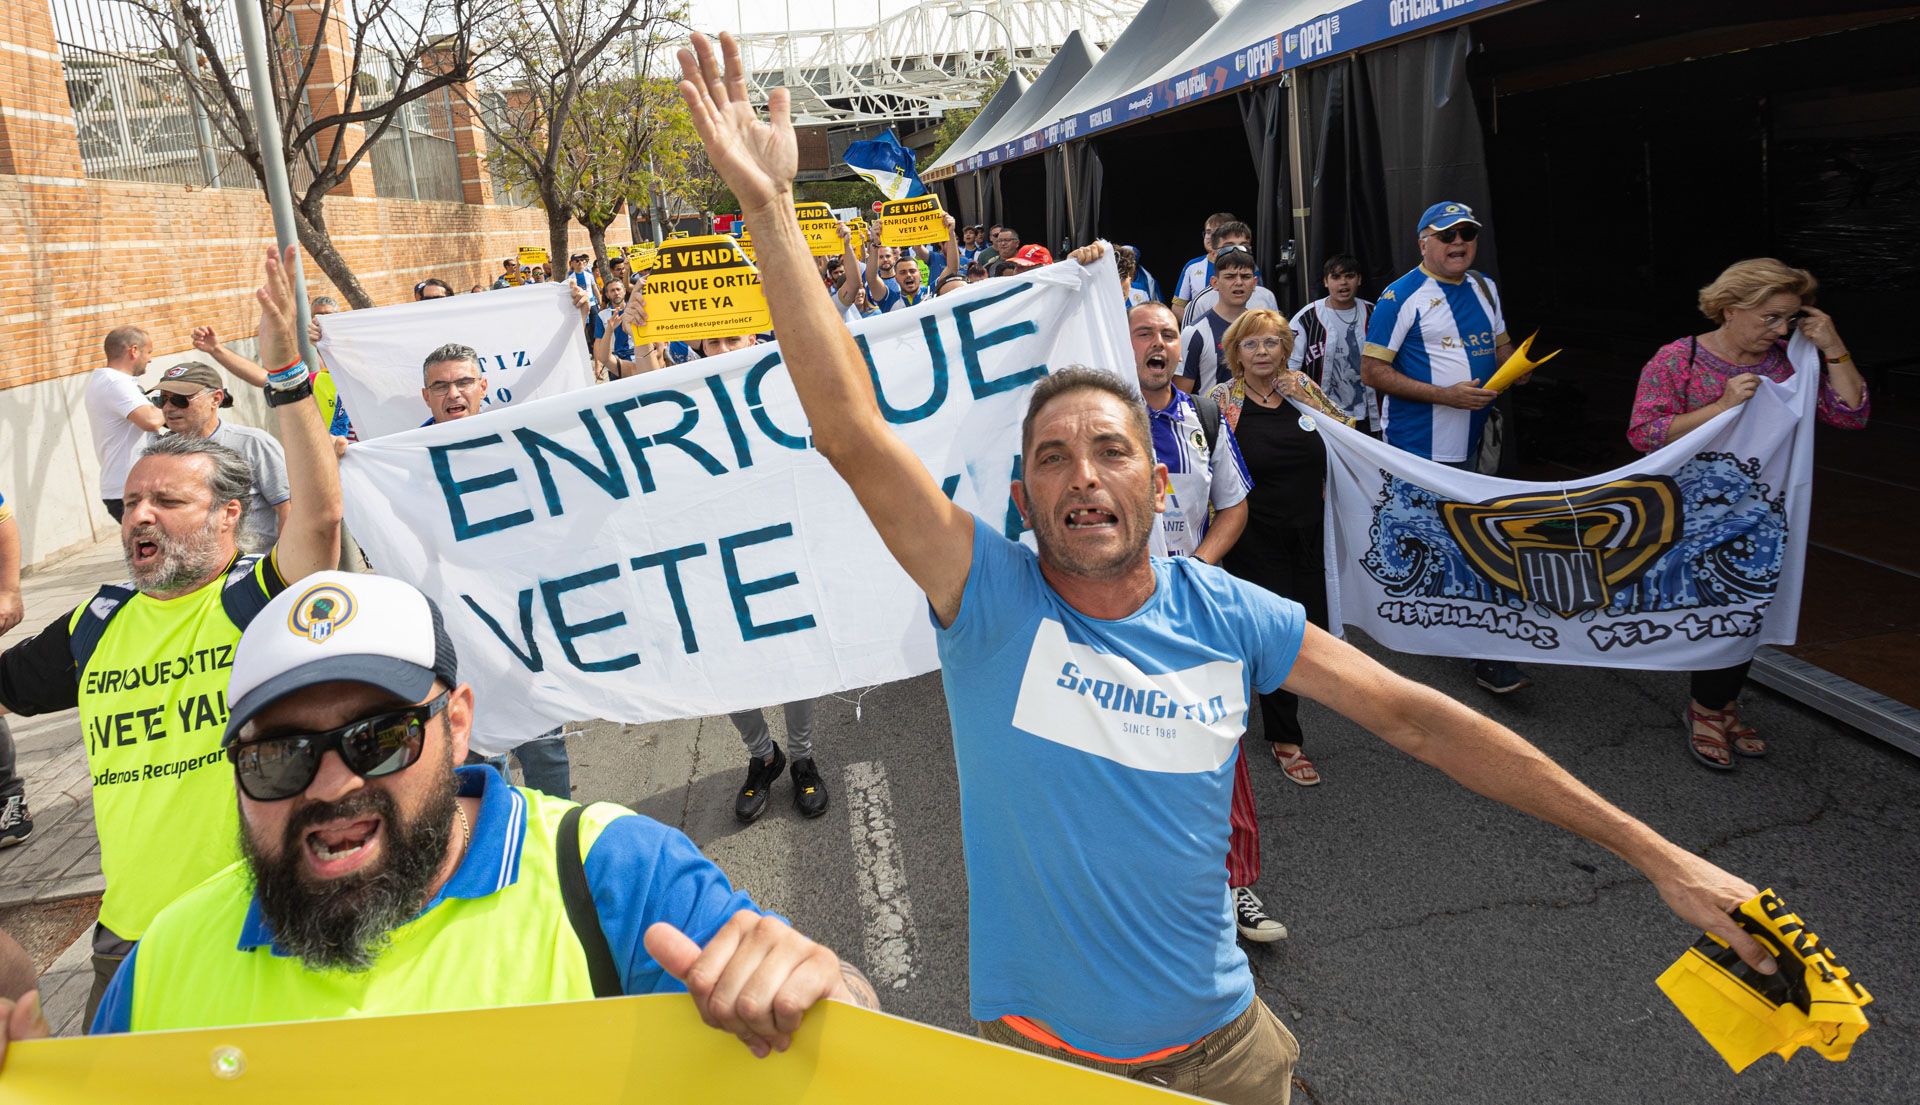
[487,729,571,799]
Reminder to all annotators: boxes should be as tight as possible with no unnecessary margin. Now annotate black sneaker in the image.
[1233,886,1287,942]
[0,795,32,849]
[1473,660,1532,695]
[733,746,786,823]
[790,757,829,818]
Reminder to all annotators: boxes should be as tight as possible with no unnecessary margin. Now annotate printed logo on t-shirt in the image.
[1009,620,1247,774]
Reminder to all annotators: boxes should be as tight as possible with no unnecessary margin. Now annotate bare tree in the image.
[115,0,508,308]
[469,0,685,271]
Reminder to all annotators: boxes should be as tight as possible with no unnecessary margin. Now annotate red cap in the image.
[1007,244,1054,268]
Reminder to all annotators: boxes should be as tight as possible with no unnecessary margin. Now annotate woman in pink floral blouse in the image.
[1627,258,1868,770]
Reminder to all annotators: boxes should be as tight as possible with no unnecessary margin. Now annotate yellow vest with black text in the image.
[128,790,628,1032]
[74,553,281,939]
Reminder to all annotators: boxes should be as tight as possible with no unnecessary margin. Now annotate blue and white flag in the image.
[844,131,927,201]
[1312,332,1821,670]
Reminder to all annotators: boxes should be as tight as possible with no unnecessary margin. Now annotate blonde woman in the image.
[1628,258,1867,770]
[1207,310,1348,786]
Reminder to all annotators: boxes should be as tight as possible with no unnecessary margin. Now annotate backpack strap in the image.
[556,804,623,998]
[68,583,138,678]
[219,553,275,629]
[1192,390,1221,454]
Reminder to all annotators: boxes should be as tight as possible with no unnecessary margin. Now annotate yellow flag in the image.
[1480,331,1560,392]
[0,997,1204,1104]
[1656,888,1871,1073]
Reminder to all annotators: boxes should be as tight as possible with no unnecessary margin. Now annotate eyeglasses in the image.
[227,692,446,801]
[1424,224,1480,244]
[1237,337,1285,352]
[1758,310,1807,331]
[425,376,483,396]
[152,389,212,409]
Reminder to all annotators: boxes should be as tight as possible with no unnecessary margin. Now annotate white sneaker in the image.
[1233,886,1288,942]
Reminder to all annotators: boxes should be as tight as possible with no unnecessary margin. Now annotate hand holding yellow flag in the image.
[1480,331,1560,392]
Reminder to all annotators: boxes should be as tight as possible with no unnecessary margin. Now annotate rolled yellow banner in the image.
[1481,331,1560,393]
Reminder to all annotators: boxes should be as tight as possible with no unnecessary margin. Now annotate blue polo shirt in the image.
[92,765,764,1032]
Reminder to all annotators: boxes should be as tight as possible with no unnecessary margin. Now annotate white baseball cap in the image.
[224,571,460,744]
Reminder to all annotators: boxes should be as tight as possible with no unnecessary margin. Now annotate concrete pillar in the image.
[287,1,376,196]
[0,4,85,178]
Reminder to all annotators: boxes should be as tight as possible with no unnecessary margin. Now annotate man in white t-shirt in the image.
[1176,246,1258,395]
[1178,221,1280,327]
[84,326,166,521]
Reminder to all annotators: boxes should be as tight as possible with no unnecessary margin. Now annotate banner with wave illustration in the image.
[1309,333,1820,670]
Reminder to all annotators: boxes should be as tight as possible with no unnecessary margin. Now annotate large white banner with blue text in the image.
[1311,333,1820,670]
[318,284,594,440]
[339,257,1131,752]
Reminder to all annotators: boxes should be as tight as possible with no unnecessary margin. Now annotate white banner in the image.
[340,257,1131,752]
[1312,333,1820,670]
[318,284,594,440]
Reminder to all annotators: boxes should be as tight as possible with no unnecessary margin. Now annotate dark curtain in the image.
[1067,141,1103,247]
[984,167,1005,229]
[948,175,979,227]
[1044,148,1070,255]
[1306,57,1394,294]
[1237,81,1290,303]
[1360,26,1497,276]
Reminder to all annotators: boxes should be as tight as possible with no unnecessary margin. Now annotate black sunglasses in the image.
[227,692,447,801]
[152,390,210,409]
[1427,224,1480,244]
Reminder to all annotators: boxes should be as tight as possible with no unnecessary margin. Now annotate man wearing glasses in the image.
[146,362,290,550]
[1361,200,1534,695]
[0,246,341,1029]
[54,571,874,1041]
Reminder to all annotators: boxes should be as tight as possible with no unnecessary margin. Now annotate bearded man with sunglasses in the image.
[1361,201,1535,696]
[69,571,875,1044]
[0,247,341,1029]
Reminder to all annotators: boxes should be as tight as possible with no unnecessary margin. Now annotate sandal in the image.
[1723,705,1767,758]
[1272,746,1322,787]
[1685,705,1735,771]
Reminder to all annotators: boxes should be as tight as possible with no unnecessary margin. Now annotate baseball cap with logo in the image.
[223,571,460,744]
[154,362,234,407]
[1417,201,1481,234]
[1005,244,1055,269]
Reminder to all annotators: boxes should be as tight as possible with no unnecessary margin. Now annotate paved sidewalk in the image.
[2,537,124,1036]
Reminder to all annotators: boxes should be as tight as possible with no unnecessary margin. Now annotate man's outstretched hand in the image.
[676,34,796,217]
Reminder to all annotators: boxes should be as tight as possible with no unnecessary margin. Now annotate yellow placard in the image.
[0,996,1201,1104]
[633,233,771,342]
[624,243,658,271]
[846,218,870,257]
[1481,330,1561,392]
[517,246,549,267]
[736,229,755,263]
[668,230,691,240]
[878,196,946,248]
[796,201,843,257]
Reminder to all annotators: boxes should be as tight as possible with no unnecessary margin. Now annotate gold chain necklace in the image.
[453,801,472,856]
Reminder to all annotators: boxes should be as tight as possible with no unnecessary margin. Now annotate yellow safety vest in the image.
[128,789,628,1032]
[73,553,281,939]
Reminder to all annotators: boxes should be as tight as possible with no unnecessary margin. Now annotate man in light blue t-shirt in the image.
[677,37,1780,1102]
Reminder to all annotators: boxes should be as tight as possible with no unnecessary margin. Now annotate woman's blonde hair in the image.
[1697,258,1818,323]
[1221,309,1292,380]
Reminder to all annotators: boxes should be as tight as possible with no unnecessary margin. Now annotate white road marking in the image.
[844,761,918,991]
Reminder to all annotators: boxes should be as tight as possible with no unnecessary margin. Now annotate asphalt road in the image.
[556,631,1915,1104]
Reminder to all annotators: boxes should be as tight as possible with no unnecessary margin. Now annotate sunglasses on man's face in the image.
[1425,224,1480,244]
[227,692,447,802]
[152,389,212,409]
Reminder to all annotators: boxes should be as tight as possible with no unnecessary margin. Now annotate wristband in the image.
[268,359,311,391]
[264,377,314,408]
[1827,351,1852,364]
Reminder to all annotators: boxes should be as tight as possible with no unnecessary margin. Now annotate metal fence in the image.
[360,47,464,203]
[479,91,537,208]
[49,0,257,188]
[47,0,465,203]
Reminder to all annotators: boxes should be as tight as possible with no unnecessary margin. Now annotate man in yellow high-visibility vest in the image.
[0,568,873,1050]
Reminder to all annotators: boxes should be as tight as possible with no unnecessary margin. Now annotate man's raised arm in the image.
[254,246,342,582]
[676,33,972,623]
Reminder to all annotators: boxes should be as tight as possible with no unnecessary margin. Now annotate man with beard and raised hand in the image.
[51,571,873,1043]
[673,33,1778,1104]
[0,246,341,1029]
